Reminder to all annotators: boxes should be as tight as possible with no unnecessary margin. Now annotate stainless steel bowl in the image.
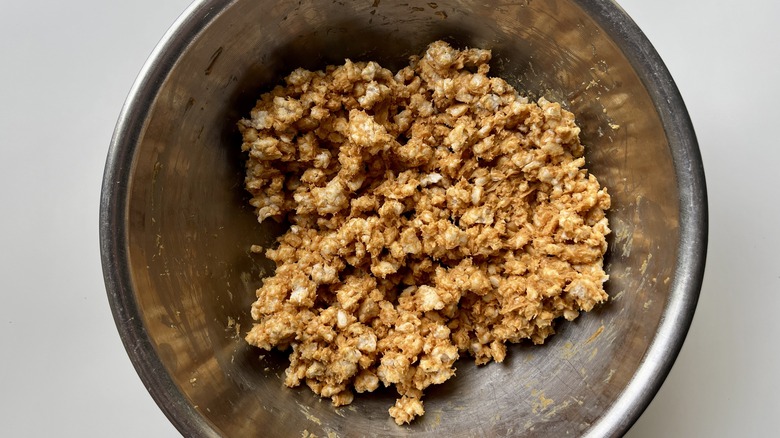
[100,0,707,436]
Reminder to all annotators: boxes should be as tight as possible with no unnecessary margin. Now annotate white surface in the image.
[0,0,777,436]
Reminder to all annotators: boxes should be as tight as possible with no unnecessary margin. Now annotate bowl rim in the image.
[99,0,708,436]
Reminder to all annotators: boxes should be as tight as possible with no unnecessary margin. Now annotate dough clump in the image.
[240,41,611,425]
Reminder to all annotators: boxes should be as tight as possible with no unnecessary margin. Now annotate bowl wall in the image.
[101,0,706,436]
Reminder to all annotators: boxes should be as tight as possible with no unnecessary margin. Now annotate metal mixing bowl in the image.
[100,0,707,436]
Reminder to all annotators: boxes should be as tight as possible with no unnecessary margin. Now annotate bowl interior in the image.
[109,0,693,436]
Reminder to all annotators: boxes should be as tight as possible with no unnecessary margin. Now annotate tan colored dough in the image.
[240,40,611,425]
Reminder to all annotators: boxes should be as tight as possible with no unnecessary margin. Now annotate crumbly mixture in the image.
[239,41,611,425]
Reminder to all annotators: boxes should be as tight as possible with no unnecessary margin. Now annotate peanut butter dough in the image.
[239,41,611,425]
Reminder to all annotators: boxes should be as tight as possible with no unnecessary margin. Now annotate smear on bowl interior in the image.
[238,40,611,425]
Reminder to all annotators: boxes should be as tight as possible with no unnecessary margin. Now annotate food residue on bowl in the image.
[238,40,611,425]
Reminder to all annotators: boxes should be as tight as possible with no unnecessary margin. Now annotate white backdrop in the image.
[1,1,777,436]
